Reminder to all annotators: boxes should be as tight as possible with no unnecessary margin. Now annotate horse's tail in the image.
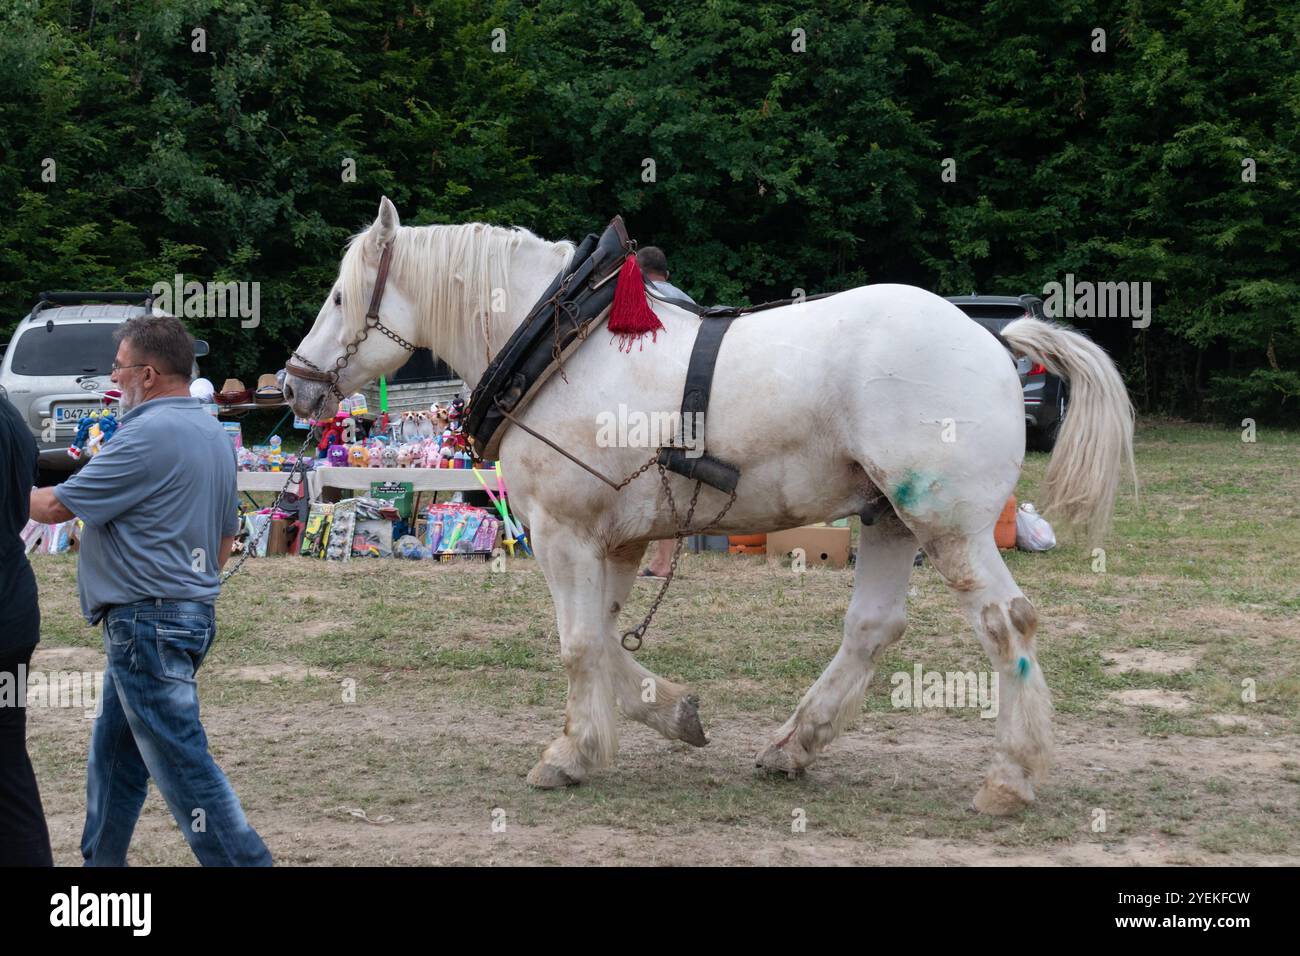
[1000,317,1136,542]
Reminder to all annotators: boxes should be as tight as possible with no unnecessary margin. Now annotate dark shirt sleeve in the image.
[52,421,155,527]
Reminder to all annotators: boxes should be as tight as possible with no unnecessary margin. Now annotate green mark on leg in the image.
[1018,656,1030,679]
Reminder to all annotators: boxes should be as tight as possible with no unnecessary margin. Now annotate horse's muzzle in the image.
[282,373,338,421]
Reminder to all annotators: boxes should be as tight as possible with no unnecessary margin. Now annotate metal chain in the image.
[621,463,738,651]
[291,314,419,405]
[371,316,419,353]
[550,299,580,385]
[220,432,318,583]
[612,451,660,491]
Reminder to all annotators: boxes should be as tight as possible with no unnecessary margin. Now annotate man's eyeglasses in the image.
[110,362,154,373]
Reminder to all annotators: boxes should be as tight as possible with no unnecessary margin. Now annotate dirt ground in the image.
[24,422,1300,865]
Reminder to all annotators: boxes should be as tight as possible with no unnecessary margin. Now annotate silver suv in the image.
[0,292,208,472]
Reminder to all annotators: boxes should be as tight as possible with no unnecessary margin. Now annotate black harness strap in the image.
[645,286,847,496]
[655,313,741,494]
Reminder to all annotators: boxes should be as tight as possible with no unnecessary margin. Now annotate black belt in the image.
[104,598,213,614]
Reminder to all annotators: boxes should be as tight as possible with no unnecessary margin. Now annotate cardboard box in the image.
[766,525,851,569]
[266,518,295,556]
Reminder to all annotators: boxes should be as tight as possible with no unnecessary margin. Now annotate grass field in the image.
[26,420,1300,865]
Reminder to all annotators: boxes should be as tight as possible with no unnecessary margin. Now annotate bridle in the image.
[284,242,419,415]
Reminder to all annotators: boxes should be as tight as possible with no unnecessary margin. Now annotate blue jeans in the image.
[81,600,272,866]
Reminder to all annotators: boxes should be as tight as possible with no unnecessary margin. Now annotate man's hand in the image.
[30,487,75,524]
[218,535,236,571]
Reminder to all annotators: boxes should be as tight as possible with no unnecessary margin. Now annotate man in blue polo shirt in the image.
[30,314,271,867]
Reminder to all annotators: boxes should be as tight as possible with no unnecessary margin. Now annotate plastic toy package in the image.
[394,534,429,560]
[243,512,272,557]
[352,519,393,558]
[424,503,498,557]
[324,501,357,561]
[299,502,334,558]
[310,399,495,471]
[20,519,81,554]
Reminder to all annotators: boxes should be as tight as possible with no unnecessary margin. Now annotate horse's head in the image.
[285,196,576,420]
[283,196,421,419]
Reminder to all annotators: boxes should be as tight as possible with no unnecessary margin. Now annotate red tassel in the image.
[607,254,664,351]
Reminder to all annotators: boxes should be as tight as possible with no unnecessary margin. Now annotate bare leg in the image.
[645,539,674,577]
[756,519,916,775]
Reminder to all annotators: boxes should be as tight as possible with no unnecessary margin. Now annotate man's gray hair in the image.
[114,314,194,377]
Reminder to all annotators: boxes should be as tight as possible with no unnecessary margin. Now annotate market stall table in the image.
[308,466,492,503]
[235,468,309,507]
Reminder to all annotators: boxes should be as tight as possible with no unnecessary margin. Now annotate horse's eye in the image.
[333,290,342,307]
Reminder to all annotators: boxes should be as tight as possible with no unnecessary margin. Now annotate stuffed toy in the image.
[438,430,456,468]
[399,411,421,443]
[67,415,94,460]
[68,410,119,460]
[317,411,351,457]
[432,404,451,434]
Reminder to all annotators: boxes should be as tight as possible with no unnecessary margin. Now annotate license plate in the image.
[55,404,99,423]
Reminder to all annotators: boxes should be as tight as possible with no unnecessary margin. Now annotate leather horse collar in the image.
[465,215,633,461]
[285,241,419,413]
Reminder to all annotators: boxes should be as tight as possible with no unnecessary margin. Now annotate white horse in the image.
[285,197,1135,814]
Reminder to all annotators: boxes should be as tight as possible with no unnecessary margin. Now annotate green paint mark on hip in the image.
[894,470,924,510]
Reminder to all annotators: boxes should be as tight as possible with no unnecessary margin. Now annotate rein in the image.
[285,242,418,413]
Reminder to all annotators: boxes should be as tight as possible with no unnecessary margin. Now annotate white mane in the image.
[337,221,575,358]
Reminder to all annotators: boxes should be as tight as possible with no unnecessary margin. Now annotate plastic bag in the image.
[1015,503,1056,552]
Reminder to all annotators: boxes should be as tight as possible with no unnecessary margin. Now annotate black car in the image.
[945,294,1068,451]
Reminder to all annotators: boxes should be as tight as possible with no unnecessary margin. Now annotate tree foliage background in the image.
[2,0,1296,422]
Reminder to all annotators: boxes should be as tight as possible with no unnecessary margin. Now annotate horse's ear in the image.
[369,195,401,251]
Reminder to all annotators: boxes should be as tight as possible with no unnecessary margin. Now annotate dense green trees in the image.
[2,0,1296,421]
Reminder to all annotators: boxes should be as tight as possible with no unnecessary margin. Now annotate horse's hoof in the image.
[754,741,807,779]
[526,761,580,789]
[674,695,709,748]
[971,775,1034,816]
